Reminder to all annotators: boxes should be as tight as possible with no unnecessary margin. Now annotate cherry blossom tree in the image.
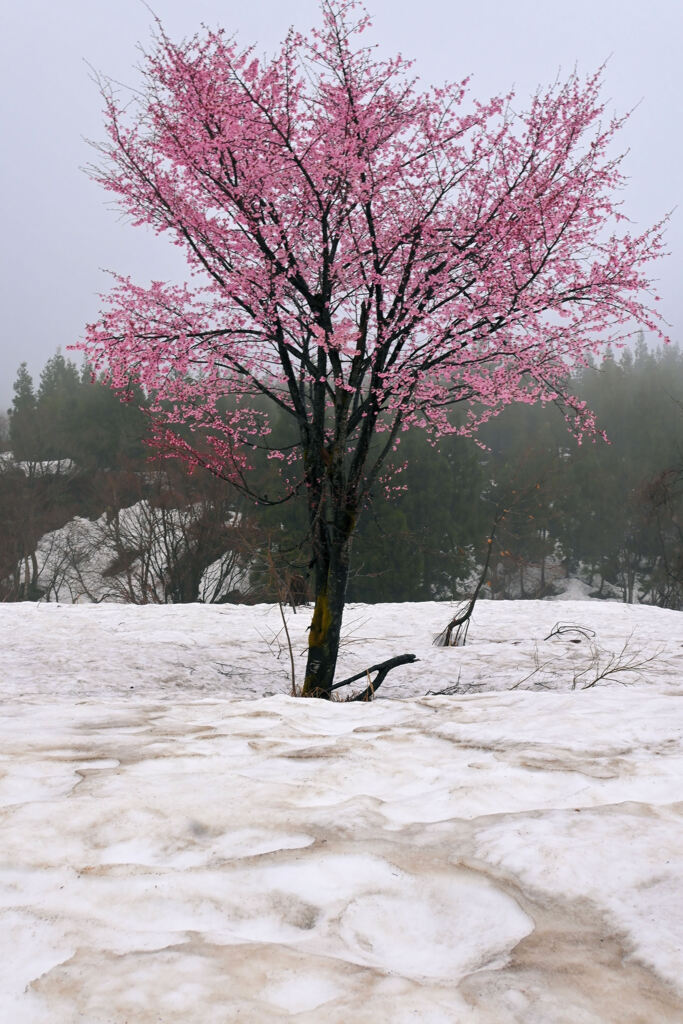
[82,1,666,697]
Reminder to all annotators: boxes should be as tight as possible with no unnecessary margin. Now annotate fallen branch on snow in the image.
[330,653,418,701]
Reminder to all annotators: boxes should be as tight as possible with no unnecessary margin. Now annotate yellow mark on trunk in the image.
[308,589,332,649]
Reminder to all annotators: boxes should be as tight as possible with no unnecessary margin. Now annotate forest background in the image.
[2,339,682,610]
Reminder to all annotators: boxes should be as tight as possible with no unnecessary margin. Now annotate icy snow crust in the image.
[0,599,682,1022]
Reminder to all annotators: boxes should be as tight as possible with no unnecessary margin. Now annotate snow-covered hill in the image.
[1,600,681,1022]
[16,501,248,605]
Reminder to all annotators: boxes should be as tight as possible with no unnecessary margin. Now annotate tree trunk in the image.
[302,544,350,699]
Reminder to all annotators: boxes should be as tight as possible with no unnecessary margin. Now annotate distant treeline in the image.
[2,340,682,608]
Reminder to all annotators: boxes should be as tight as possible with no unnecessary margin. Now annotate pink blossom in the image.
[78,3,666,676]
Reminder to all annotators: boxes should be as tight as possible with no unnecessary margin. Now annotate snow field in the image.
[0,599,681,1022]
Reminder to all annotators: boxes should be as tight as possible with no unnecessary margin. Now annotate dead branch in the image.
[544,621,596,642]
[572,632,663,689]
[329,653,418,701]
[433,508,504,648]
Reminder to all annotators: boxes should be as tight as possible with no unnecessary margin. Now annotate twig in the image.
[426,666,462,696]
[277,598,297,695]
[543,621,596,642]
[433,509,503,647]
[573,632,663,689]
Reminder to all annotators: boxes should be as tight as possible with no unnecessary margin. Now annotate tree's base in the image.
[301,686,331,700]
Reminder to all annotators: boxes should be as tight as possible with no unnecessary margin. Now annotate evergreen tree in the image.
[8,363,39,460]
[36,351,81,460]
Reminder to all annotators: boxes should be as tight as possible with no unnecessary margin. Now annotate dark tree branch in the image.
[329,652,418,700]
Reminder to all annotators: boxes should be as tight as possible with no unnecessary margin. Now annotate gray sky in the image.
[1,0,680,408]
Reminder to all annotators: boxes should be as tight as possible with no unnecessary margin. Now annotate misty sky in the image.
[1,0,680,409]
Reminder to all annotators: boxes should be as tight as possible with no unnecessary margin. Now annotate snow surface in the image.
[0,599,682,1022]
